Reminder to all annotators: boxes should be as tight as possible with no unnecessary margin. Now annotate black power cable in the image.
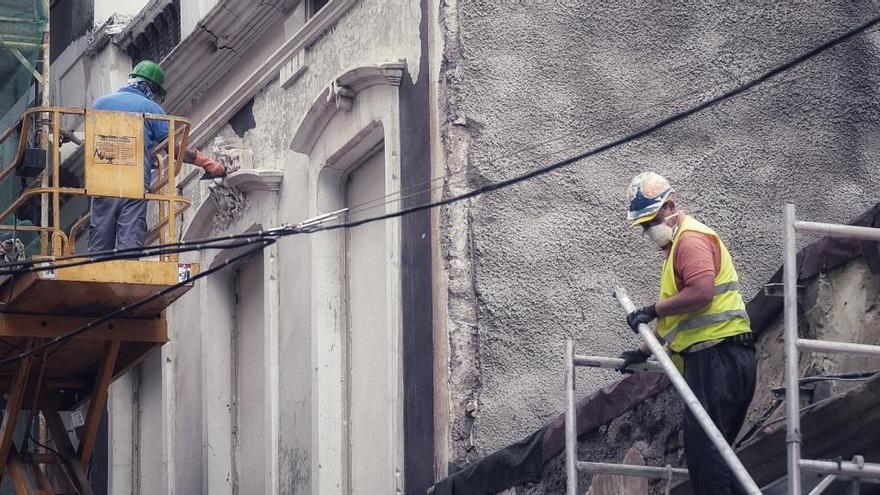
[2,12,877,276]
[0,236,280,276]
[0,239,273,367]
[0,12,877,366]
[302,12,880,237]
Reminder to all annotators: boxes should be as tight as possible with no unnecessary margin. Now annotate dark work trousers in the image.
[88,197,147,253]
[683,341,757,495]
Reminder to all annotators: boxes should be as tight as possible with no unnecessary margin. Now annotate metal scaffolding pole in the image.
[800,459,880,478]
[565,339,578,495]
[614,288,762,495]
[564,339,687,494]
[576,461,689,479]
[573,354,663,373]
[784,203,802,495]
[795,221,880,242]
[784,204,880,494]
[798,338,880,357]
[807,475,838,495]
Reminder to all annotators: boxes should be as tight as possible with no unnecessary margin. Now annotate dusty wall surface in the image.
[163,0,425,494]
[437,0,880,477]
[531,390,684,495]
[745,258,880,445]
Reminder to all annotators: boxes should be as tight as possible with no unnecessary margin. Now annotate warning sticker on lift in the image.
[93,134,137,166]
[178,263,193,283]
[39,261,55,280]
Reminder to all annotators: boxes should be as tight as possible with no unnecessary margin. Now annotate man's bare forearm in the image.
[655,275,714,317]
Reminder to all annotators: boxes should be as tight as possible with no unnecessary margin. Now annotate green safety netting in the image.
[0,0,46,134]
[0,0,46,259]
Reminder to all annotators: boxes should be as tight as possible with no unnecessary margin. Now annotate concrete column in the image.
[137,353,164,495]
[108,373,134,494]
[201,272,234,495]
[263,200,281,495]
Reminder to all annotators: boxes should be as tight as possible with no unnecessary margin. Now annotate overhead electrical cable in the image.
[0,239,273,366]
[300,12,880,235]
[0,13,877,365]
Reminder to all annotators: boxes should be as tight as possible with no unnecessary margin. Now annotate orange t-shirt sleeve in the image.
[673,232,720,290]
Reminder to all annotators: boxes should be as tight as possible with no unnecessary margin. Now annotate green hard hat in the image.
[130,60,166,96]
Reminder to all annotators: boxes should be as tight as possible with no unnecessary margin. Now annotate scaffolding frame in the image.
[783,203,880,494]
[564,288,762,495]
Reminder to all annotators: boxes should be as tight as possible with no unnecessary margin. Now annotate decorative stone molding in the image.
[158,0,285,115]
[120,1,181,64]
[225,169,283,193]
[167,0,359,146]
[212,136,254,174]
[182,169,284,240]
[290,61,407,155]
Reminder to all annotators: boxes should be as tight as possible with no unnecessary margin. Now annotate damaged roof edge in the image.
[431,201,880,493]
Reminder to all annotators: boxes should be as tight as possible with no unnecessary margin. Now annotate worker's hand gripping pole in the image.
[613,287,762,495]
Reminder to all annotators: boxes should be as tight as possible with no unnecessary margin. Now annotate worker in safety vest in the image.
[617,172,756,495]
[88,60,226,253]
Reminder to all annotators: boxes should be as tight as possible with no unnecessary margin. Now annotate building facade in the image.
[45,0,880,493]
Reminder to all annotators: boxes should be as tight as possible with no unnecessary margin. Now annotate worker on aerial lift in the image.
[88,60,227,253]
[617,172,756,495]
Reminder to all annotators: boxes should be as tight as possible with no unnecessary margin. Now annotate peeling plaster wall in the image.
[240,0,422,169]
[746,258,880,444]
[437,0,880,477]
[164,0,424,494]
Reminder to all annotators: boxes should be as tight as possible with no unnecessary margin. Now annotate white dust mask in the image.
[646,212,680,249]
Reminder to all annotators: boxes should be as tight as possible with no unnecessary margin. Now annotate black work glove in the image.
[626,304,658,333]
[616,349,650,374]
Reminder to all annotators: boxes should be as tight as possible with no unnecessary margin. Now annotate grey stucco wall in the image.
[438,0,880,476]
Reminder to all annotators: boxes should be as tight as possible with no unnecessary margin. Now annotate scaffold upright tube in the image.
[784,204,803,495]
[613,287,762,495]
[565,338,578,495]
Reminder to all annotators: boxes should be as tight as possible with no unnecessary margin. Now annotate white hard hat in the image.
[626,172,673,228]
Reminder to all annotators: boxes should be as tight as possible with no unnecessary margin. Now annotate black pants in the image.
[683,341,757,495]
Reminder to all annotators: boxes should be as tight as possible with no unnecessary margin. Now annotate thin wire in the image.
[739,370,880,446]
[0,12,875,366]
[0,237,275,276]
[0,34,831,275]
[343,44,821,217]
[0,222,292,273]
[302,12,880,236]
[342,71,815,223]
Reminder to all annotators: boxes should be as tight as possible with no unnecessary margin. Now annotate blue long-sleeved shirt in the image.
[92,87,169,190]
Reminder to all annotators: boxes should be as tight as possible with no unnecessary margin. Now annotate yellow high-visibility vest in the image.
[657,216,751,353]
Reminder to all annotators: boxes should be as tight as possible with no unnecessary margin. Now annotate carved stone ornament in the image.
[211,136,253,174]
[208,181,249,233]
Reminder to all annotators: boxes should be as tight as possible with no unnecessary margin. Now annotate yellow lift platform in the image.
[0,106,195,494]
